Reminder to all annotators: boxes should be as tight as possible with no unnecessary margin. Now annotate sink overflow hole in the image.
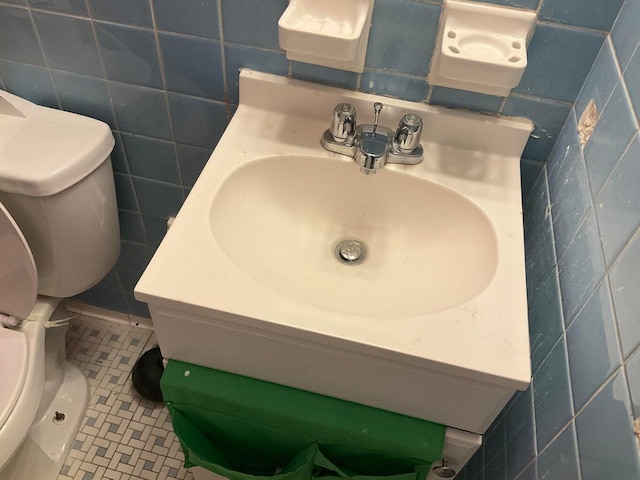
[335,240,366,266]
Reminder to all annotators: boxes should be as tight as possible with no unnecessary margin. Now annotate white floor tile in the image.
[58,314,191,480]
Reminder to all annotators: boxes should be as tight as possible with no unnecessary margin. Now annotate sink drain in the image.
[335,240,366,265]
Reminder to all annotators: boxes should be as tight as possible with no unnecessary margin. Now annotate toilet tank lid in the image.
[0,90,115,197]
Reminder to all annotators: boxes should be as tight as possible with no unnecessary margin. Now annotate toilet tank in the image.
[0,90,120,298]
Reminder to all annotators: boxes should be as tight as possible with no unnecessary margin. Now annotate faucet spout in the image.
[355,130,388,175]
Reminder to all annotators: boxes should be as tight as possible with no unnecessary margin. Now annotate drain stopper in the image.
[335,240,365,265]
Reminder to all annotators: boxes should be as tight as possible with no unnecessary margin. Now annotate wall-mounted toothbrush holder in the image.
[428,0,537,97]
[278,0,374,73]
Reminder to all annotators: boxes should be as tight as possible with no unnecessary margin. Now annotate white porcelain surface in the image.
[0,327,28,430]
[0,159,120,298]
[0,322,45,471]
[0,202,37,319]
[278,0,374,72]
[0,89,114,197]
[211,155,498,317]
[428,0,537,96]
[136,71,533,433]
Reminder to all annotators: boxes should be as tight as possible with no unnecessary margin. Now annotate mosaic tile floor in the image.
[58,313,193,480]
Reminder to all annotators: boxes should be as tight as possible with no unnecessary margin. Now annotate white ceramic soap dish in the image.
[278,0,374,73]
[428,0,537,97]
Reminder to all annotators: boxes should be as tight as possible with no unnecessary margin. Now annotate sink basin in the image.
[135,71,533,449]
[211,154,497,317]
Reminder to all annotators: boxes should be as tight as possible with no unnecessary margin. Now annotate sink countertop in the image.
[136,70,533,392]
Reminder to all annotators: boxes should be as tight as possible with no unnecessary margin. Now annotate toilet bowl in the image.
[0,90,120,480]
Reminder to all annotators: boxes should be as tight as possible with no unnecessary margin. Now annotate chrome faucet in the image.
[321,102,424,175]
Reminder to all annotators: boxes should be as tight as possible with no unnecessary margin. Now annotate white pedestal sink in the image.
[135,70,533,477]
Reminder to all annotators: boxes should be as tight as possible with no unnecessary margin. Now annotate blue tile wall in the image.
[87,0,153,27]
[461,1,640,477]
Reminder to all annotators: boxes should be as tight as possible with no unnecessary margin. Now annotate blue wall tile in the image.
[525,219,556,303]
[609,234,640,359]
[224,44,289,104]
[221,0,286,51]
[575,38,619,117]
[0,6,45,65]
[515,23,605,103]
[537,423,580,480]
[116,265,144,292]
[29,0,87,16]
[528,269,564,372]
[595,134,640,265]
[95,23,162,88]
[576,372,640,480]
[159,34,224,100]
[539,0,625,31]
[514,462,537,480]
[110,83,172,140]
[557,210,606,322]
[533,337,573,451]
[483,416,506,480]
[611,0,640,70]
[506,387,536,479]
[291,63,358,90]
[523,167,550,237]
[117,241,153,271]
[583,83,638,196]
[132,178,184,218]
[118,209,147,244]
[141,215,169,249]
[360,70,429,103]
[153,0,220,39]
[567,282,621,410]
[32,12,102,77]
[88,286,129,313]
[0,60,59,108]
[550,150,591,260]
[113,174,139,211]
[365,0,440,76]
[627,348,640,417]
[176,144,212,188]
[88,0,152,27]
[624,44,640,120]
[168,93,227,148]
[52,71,116,127]
[121,133,180,184]
[546,109,581,200]
[430,86,503,113]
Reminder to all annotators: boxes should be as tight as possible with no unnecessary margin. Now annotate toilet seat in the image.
[0,202,37,320]
[0,322,45,470]
[0,202,44,470]
[0,328,28,429]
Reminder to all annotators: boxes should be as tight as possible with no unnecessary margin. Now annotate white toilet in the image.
[0,90,120,479]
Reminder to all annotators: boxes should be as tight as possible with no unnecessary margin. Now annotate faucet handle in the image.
[330,103,357,143]
[394,113,423,153]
